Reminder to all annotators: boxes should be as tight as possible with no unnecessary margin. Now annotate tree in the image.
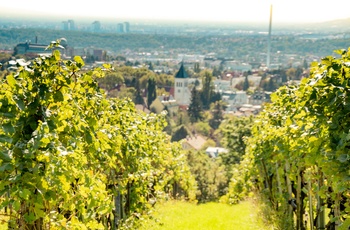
[200,70,214,110]
[171,125,189,142]
[219,116,253,180]
[243,75,250,91]
[212,66,221,78]
[303,59,308,69]
[148,61,154,71]
[188,86,203,123]
[194,62,200,73]
[134,78,144,105]
[209,101,226,130]
[147,76,157,109]
[97,72,124,91]
[286,67,296,81]
[187,150,227,202]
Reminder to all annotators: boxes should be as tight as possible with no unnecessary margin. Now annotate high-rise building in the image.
[62,21,69,31]
[124,22,130,33]
[62,20,75,31]
[117,23,124,33]
[92,21,101,32]
[68,20,75,30]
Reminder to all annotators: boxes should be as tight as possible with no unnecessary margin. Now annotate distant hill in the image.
[313,18,350,31]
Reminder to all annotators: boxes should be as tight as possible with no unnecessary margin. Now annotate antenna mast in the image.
[267,4,273,69]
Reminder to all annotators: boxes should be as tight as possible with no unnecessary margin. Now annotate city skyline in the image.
[1,0,350,24]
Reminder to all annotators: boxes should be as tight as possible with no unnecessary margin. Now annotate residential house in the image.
[205,147,228,158]
[149,95,179,116]
[249,91,271,105]
[214,78,231,92]
[224,61,252,72]
[221,91,248,112]
[182,135,207,151]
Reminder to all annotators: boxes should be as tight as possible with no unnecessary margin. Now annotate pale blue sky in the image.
[1,0,350,23]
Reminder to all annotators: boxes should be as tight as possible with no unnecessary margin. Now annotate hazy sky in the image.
[1,0,350,23]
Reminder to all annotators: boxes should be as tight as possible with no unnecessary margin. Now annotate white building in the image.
[221,91,248,112]
[224,61,252,72]
[205,147,228,158]
[174,63,199,106]
[214,79,231,92]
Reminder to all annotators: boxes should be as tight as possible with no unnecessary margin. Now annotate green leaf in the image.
[40,137,51,148]
[0,162,13,172]
[337,154,348,163]
[103,63,111,69]
[334,49,346,55]
[15,99,25,111]
[74,56,85,68]
[13,200,20,211]
[6,75,16,88]
[24,212,36,224]
[0,135,12,144]
[53,50,60,61]
[0,112,15,118]
[53,91,64,102]
[2,123,15,134]
[0,151,12,162]
[19,189,31,200]
[302,187,309,195]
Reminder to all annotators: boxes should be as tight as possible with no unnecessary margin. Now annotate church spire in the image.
[175,62,189,79]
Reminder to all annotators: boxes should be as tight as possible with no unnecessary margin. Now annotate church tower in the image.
[174,62,191,105]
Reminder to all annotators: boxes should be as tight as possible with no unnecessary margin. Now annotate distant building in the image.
[205,147,228,158]
[249,91,271,105]
[224,61,252,72]
[62,20,75,31]
[182,135,207,151]
[61,21,69,31]
[68,20,75,30]
[174,62,199,106]
[93,49,103,61]
[92,21,101,32]
[71,47,85,57]
[124,22,130,33]
[214,78,231,92]
[221,91,248,112]
[116,23,124,33]
[14,41,64,55]
[149,95,178,115]
[247,75,262,88]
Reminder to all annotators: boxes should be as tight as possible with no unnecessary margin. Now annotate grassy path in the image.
[139,200,272,230]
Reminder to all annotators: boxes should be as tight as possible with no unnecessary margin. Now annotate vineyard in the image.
[231,48,350,229]
[1,43,350,230]
[0,47,195,229]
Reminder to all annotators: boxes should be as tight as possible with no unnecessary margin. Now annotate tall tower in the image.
[267,4,273,69]
[174,62,190,106]
[117,23,124,33]
[62,21,69,31]
[68,20,75,30]
[124,22,130,33]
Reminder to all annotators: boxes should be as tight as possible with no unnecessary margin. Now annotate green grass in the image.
[139,200,273,230]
